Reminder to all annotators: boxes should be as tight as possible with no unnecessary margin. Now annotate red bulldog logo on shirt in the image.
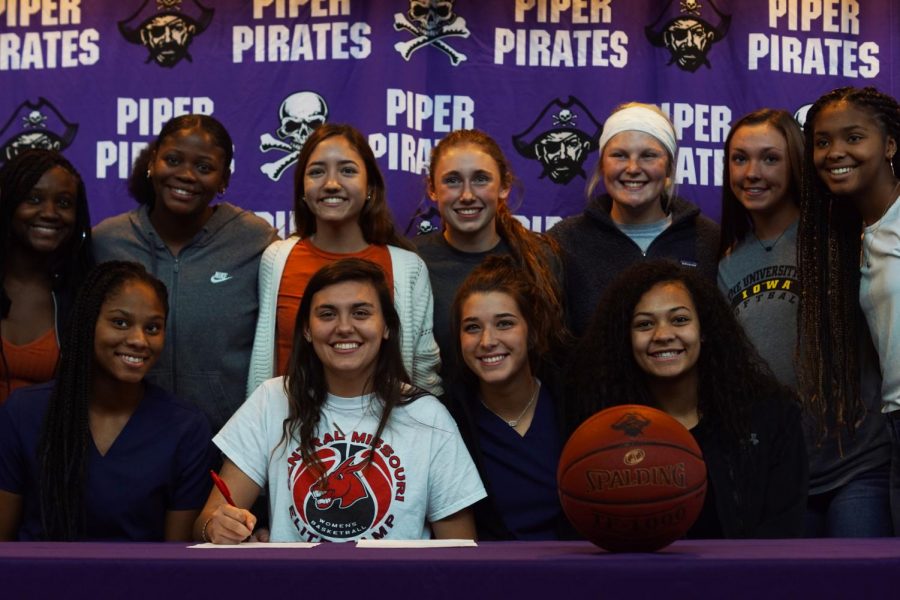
[287,429,405,542]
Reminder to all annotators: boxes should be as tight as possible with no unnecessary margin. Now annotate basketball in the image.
[558,404,707,552]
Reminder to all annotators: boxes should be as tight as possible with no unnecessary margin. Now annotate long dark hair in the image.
[569,260,784,442]
[281,258,415,477]
[797,86,900,434]
[36,261,169,540]
[718,109,804,258]
[451,255,569,384]
[292,124,413,250]
[0,149,93,396]
[128,114,234,209]
[429,129,565,327]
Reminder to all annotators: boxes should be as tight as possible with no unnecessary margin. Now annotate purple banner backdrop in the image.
[1,0,897,237]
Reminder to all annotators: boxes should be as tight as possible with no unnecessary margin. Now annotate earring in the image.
[218,187,227,199]
[146,169,151,179]
[890,154,896,178]
[304,331,311,342]
[366,192,372,202]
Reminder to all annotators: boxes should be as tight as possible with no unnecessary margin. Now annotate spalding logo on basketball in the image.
[557,404,707,552]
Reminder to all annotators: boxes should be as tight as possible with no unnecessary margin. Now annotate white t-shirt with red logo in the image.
[214,377,486,542]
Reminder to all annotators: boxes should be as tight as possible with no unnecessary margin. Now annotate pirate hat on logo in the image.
[118,0,214,43]
[645,0,731,53]
[0,98,78,163]
[512,96,603,160]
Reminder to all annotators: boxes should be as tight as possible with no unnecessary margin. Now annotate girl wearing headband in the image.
[549,102,719,337]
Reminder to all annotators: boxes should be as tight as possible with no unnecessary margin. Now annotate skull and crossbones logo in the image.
[393,0,470,66]
[552,110,577,127]
[680,0,702,15]
[22,111,48,128]
[259,91,328,182]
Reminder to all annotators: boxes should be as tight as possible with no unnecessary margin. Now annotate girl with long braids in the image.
[0,149,93,403]
[799,86,900,535]
[413,129,564,376]
[0,261,213,541]
[248,124,441,397]
[569,260,807,538]
[93,114,278,432]
[198,259,484,543]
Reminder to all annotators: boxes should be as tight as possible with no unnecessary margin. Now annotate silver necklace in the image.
[481,378,540,428]
[861,180,900,269]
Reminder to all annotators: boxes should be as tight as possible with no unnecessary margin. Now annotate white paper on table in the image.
[356,539,477,549]
[188,542,319,549]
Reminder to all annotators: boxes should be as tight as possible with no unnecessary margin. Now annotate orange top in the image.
[0,328,59,404]
[275,239,394,375]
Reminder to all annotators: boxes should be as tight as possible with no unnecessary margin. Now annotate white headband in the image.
[597,106,677,160]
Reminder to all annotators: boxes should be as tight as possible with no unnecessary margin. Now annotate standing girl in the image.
[248,124,441,397]
[93,114,277,431]
[198,259,484,543]
[0,261,212,541]
[549,102,720,337]
[799,86,900,535]
[0,150,93,403]
[413,130,564,372]
[717,109,802,387]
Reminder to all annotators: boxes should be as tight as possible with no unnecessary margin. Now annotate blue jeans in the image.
[805,464,893,537]
[888,411,900,535]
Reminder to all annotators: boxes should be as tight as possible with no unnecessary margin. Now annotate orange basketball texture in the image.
[558,404,707,552]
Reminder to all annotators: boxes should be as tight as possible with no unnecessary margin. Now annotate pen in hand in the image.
[209,469,236,506]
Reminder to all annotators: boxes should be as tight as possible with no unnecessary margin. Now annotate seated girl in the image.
[447,255,573,540]
[199,259,485,543]
[0,261,213,541]
[569,260,807,538]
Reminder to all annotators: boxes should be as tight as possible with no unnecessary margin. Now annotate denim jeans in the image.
[888,411,900,535]
[805,463,893,537]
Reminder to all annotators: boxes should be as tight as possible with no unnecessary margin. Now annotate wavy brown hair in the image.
[451,255,571,384]
[292,124,412,250]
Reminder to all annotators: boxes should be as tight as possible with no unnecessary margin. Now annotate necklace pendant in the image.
[507,419,518,427]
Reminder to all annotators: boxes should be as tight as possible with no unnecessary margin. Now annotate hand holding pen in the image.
[202,470,257,544]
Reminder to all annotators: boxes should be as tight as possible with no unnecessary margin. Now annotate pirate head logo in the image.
[118,0,214,68]
[292,445,393,541]
[794,103,813,129]
[645,0,731,72]
[0,98,78,163]
[259,91,329,182]
[513,97,602,185]
[612,412,652,438]
[393,0,470,66]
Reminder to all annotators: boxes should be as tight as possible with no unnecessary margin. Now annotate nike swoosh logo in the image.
[210,272,233,284]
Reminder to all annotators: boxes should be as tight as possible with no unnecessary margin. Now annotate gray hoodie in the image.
[93,203,278,432]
